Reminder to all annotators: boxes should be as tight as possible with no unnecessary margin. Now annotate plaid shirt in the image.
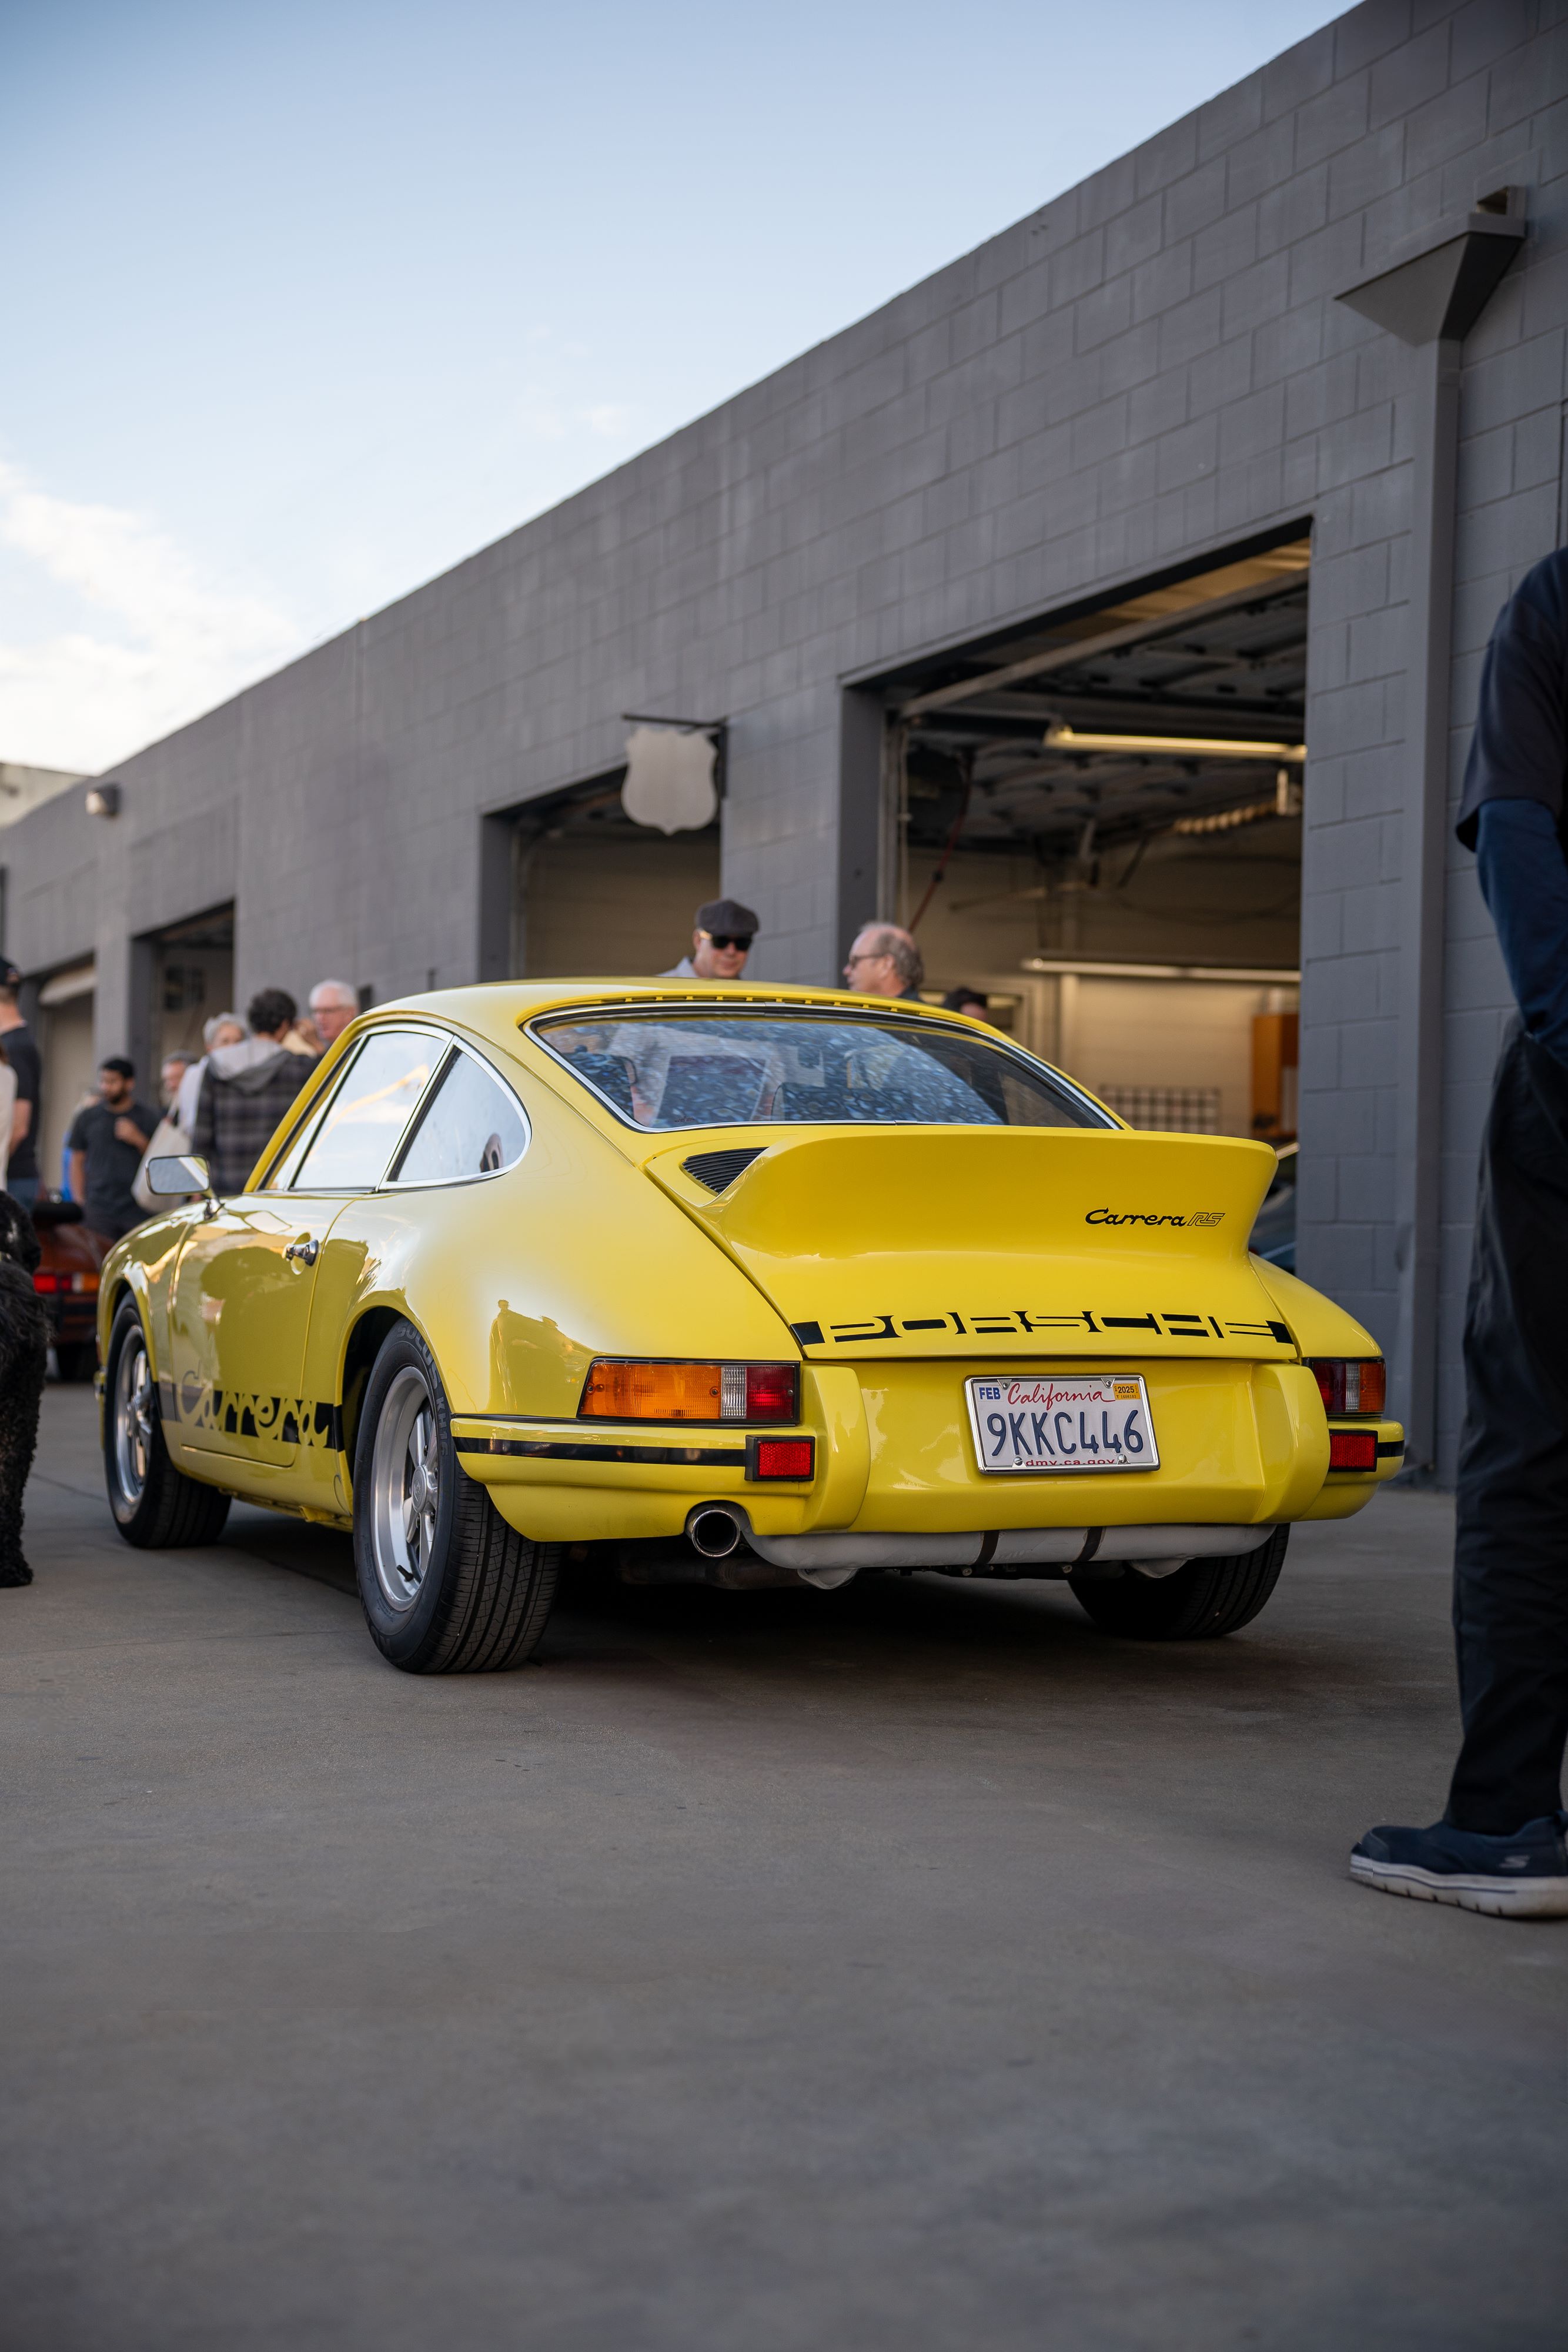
[192,1050,315,1196]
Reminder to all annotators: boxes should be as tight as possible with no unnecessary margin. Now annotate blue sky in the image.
[0,0,1340,771]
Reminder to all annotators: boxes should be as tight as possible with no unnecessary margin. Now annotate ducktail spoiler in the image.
[646,1125,1298,1362]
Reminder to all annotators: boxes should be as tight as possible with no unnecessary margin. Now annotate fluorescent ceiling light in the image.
[1044,724,1306,762]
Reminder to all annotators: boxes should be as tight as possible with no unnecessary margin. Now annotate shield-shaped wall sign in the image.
[621,726,718,834]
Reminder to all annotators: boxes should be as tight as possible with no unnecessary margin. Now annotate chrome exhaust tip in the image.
[686,1504,743,1559]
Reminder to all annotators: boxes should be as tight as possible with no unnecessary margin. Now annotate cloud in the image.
[0,461,300,772]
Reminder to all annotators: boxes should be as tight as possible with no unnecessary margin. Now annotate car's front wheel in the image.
[103,1298,231,1546]
[1069,1527,1288,1640]
[353,1321,560,1673]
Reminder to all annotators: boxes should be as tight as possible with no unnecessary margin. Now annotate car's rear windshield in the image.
[531,1009,1111,1131]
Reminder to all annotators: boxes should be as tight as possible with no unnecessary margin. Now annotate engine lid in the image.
[644,1126,1298,1360]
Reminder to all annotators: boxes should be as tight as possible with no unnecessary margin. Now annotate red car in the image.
[31,1198,105,1381]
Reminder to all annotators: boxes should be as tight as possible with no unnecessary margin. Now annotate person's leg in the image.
[1447,1032,1568,1833]
[0,1269,48,1585]
[5,1176,39,1210]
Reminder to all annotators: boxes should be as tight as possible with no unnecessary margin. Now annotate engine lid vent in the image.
[682,1147,765,1194]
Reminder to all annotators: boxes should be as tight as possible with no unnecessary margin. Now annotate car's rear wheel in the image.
[103,1298,231,1546]
[1069,1527,1288,1640]
[353,1321,560,1673]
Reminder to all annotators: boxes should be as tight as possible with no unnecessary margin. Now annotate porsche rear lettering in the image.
[792,1309,1292,1347]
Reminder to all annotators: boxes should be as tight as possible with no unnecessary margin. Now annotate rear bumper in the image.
[459,1353,1375,1546]
[1299,1419,1405,1516]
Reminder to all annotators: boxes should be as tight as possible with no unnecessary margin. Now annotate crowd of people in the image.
[0,920,999,1253]
[0,973,360,1251]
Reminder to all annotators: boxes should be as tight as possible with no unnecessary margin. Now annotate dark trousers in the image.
[1449,1027,1568,1831]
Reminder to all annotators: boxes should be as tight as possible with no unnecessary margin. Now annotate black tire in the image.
[54,1339,97,1383]
[353,1319,560,1673]
[1069,1527,1288,1641]
[103,1298,232,1548]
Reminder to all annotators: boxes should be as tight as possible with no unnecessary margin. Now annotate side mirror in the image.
[146,1154,218,1214]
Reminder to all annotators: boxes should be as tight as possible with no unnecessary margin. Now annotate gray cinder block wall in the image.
[2,0,1564,1481]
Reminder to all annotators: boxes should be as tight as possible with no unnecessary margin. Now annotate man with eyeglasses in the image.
[663,898,759,982]
[843,923,925,1000]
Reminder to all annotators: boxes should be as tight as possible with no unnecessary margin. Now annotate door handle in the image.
[285,1237,320,1267]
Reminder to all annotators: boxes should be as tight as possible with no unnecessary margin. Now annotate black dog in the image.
[0,1192,48,1586]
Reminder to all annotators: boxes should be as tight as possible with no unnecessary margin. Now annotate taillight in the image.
[747,1435,815,1481]
[1308,1359,1386,1415]
[33,1270,58,1294]
[580,1360,800,1423]
[32,1269,99,1297]
[1329,1429,1378,1472]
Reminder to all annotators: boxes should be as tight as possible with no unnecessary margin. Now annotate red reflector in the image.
[748,1436,815,1481]
[744,1363,798,1421]
[1329,1429,1378,1472]
[32,1271,59,1294]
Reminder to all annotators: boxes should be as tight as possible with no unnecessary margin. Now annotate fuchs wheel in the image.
[353,1320,560,1673]
[54,1339,97,1382]
[1069,1527,1289,1641]
[102,1298,231,1547]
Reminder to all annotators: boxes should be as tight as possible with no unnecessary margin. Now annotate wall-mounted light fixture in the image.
[1043,725,1306,763]
[85,782,121,818]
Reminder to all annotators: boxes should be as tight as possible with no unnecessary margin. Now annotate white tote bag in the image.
[132,1116,193,1212]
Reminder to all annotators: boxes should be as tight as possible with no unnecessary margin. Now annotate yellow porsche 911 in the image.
[97,983,1403,1672]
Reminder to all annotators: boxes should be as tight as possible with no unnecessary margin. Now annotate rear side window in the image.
[286,1029,440,1191]
[390,1047,528,1185]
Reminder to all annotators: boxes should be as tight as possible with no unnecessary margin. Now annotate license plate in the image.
[965,1374,1159,1474]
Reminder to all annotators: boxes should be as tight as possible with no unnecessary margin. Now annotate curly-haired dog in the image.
[0,1192,48,1586]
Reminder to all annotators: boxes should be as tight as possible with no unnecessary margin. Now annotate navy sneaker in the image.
[1350,1812,1568,1918]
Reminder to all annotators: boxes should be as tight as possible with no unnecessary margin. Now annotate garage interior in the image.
[145,905,236,1068]
[874,534,1308,1140]
[508,771,721,981]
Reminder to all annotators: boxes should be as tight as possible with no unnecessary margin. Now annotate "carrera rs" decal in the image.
[1084,1208,1226,1228]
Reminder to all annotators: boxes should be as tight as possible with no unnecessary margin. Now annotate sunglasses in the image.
[701,933,753,951]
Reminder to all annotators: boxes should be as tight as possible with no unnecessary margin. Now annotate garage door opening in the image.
[35,960,96,1197]
[868,533,1309,1144]
[506,771,721,982]
[141,904,236,1070]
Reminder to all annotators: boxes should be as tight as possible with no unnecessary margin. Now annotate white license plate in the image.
[965,1374,1159,1474]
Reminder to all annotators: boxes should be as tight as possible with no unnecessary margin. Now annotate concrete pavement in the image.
[2,1384,1564,2350]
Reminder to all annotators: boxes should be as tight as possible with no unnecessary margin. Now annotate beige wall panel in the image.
[523,832,722,980]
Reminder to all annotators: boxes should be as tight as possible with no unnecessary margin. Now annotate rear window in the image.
[532,1010,1109,1131]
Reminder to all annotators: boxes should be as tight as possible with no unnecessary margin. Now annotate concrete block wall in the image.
[1,0,1564,1477]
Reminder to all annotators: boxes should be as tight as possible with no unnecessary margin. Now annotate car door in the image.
[162,1027,444,1499]
[296,1037,533,1504]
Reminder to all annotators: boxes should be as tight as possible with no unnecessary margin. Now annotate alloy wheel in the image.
[369,1365,442,1612]
[113,1332,155,1508]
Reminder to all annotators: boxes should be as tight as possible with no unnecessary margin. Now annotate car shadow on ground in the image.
[212,1499,1440,1720]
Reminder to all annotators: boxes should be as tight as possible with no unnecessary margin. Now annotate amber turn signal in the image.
[1308,1358,1386,1415]
[580,1359,800,1423]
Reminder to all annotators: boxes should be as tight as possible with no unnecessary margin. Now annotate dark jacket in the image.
[192,1045,315,1197]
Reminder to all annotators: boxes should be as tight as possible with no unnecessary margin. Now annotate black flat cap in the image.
[694,898,760,937]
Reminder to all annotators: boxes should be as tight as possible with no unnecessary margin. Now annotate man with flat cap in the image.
[663,898,759,981]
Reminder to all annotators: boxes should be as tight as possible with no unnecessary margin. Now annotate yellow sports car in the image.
[98,983,1403,1672]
